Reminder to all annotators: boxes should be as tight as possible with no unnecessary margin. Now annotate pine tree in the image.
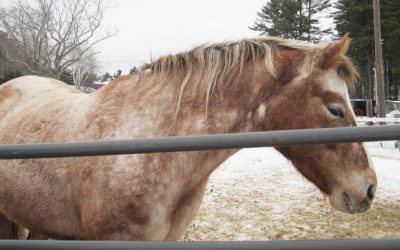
[333,0,400,100]
[99,72,112,83]
[381,0,400,100]
[113,70,122,79]
[333,0,374,99]
[129,67,138,74]
[304,0,332,42]
[0,71,22,85]
[250,0,331,42]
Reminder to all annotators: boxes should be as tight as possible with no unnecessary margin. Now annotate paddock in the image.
[183,142,400,240]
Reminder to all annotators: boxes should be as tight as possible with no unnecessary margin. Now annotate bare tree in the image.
[0,31,24,76]
[0,0,114,81]
[70,47,98,92]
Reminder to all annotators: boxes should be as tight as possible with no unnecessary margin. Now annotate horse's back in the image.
[0,75,87,143]
[1,75,79,97]
[1,75,80,111]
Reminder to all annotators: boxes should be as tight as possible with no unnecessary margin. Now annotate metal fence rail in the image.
[0,239,399,250]
[1,125,400,159]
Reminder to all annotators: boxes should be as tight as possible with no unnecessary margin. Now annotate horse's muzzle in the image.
[340,184,375,213]
[329,183,376,214]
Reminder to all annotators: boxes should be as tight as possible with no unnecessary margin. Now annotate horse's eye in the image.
[328,106,344,118]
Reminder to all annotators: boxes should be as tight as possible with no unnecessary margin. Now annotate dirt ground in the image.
[182,145,400,241]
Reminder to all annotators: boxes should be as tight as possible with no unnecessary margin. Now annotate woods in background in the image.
[251,0,400,101]
[333,0,400,100]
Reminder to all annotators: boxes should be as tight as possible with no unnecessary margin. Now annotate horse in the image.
[0,35,377,240]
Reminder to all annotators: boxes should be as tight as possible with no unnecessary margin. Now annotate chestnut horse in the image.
[0,35,377,240]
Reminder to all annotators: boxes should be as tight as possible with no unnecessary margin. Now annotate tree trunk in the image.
[384,57,390,99]
[366,56,374,100]
[394,71,399,101]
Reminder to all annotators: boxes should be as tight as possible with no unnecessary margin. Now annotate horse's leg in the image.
[0,213,12,239]
[165,178,209,240]
[0,160,83,240]
[27,231,48,240]
[0,213,23,239]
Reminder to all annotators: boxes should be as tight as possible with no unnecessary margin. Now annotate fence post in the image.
[366,99,373,117]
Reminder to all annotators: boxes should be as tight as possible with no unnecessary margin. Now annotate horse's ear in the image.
[318,33,350,70]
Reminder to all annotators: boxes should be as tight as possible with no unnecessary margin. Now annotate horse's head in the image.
[261,35,377,214]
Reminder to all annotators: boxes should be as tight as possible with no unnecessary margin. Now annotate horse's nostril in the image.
[367,184,375,201]
[342,191,351,208]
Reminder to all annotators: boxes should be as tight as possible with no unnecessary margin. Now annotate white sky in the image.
[97,0,267,74]
[0,0,334,75]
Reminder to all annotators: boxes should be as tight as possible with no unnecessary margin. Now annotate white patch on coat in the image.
[257,104,266,121]
[320,69,356,119]
[247,112,252,120]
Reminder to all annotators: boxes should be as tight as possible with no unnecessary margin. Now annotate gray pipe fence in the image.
[0,239,399,250]
[1,125,399,249]
[1,125,400,159]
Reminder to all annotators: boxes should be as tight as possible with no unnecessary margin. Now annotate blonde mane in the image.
[139,37,357,113]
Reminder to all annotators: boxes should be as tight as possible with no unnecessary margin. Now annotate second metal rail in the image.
[1,125,399,159]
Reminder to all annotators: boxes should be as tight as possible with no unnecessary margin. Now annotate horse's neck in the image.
[168,64,281,196]
[92,60,278,189]
[170,62,277,135]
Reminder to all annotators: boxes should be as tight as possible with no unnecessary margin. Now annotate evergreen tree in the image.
[250,0,331,42]
[333,0,400,100]
[304,0,332,42]
[98,70,122,83]
[333,0,374,99]
[0,71,22,85]
[129,67,138,74]
[99,72,112,83]
[60,70,74,85]
[113,70,122,79]
[381,0,400,100]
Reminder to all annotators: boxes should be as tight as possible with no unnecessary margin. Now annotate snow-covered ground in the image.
[183,141,400,240]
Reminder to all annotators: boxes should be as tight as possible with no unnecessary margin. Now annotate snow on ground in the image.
[183,141,400,241]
